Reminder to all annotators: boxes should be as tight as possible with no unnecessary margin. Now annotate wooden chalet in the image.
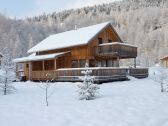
[13,22,148,83]
[161,56,168,68]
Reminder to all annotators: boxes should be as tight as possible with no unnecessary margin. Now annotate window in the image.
[71,60,78,68]
[17,63,24,71]
[89,60,95,67]
[44,60,55,70]
[79,60,86,68]
[101,60,107,67]
[108,39,112,43]
[113,60,119,67]
[98,38,103,44]
[107,60,113,67]
[96,61,101,67]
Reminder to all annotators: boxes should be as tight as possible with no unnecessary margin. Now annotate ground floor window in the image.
[71,60,78,68]
[79,59,86,68]
[17,63,24,71]
[95,60,119,67]
[89,59,96,67]
[107,60,112,67]
[113,60,119,67]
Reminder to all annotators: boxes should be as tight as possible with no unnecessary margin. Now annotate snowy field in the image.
[1,77,168,126]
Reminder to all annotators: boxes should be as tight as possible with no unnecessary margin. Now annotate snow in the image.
[1,77,168,126]
[99,42,138,48]
[13,52,69,63]
[28,22,112,53]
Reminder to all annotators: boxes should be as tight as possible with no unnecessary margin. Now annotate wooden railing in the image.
[31,67,148,83]
[95,43,137,58]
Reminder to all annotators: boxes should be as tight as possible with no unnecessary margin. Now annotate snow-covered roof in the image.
[99,42,138,48]
[13,52,69,63]
[161,55,168,60]
[28,22,118,53]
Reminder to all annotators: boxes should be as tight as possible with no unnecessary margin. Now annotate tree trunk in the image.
[4,82,7,95]
[161,82,164,92]
[4,70,8,95]
[46,87,48,106]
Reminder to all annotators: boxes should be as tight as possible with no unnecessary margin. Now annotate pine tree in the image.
[0,48,16,95]
[77,63,99,100]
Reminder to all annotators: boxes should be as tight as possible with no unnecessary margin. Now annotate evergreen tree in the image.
[77,63,99,100]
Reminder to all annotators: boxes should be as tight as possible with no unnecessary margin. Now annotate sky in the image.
[0,0,119,18]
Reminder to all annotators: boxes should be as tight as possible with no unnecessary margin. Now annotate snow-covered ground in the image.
[1,77,168,126]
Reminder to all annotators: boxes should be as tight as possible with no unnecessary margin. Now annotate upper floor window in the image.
[98,38,103,45]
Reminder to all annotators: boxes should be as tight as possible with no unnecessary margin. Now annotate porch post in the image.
[42,60,44,71]
[106,60,108,67]
[55,59,57,70]
[117,56,120,67]
[86,59,89,67]
[134,58,136,68]
[42,60,45,79]
[29,62,32,80]
[78,59,80,68]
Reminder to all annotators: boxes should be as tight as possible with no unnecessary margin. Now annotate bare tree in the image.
[150,66,168,92]
[0,48,16,95]
[39,73,56,106]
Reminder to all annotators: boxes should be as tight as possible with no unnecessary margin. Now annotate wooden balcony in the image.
[31,67,148,83]
[94,42,137,59]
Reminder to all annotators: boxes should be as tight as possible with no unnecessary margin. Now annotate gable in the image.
[91,25,122,43]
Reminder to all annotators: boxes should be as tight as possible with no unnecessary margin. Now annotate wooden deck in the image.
[31,67,148,83]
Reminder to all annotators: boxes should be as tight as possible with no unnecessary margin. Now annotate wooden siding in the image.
[56,53,71,69]
[23,63,29,80]
[161,58,168,68]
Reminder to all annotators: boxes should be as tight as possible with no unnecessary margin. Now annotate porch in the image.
[31,67,148,83]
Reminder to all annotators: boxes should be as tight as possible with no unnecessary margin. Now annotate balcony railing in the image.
[31,67,148,83]
[94,42,137,59]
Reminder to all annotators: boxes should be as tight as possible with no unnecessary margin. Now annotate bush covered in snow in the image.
[77,63,99,100]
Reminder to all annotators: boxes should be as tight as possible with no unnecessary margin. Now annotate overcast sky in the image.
[0,0,119,18]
